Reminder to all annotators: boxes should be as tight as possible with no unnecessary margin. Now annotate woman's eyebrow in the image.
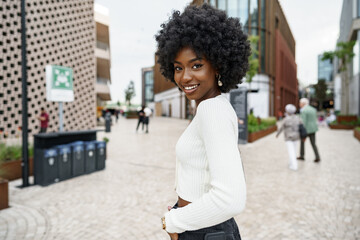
[173,57,202,65]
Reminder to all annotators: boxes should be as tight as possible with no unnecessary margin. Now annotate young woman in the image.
[156,4,250,240]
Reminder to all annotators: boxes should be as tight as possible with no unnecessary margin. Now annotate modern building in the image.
[141,67,154,108]
[153,0,297,119]
[95,4,112,119]
[318,54,333,83]
[333,0,360,115]
[0,1,97,138]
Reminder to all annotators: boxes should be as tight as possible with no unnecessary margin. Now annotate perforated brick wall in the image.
[0,0,96,138]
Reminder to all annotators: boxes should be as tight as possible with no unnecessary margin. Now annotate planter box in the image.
[354,129,360,142]
[0,158,34,181]
[125,111,138,119]
[337,115,358,123]
[329,124,356,130]
[0,178,9,210]
[248,125,277,143]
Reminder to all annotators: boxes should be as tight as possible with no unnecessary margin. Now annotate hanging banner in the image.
[46,65,74,102]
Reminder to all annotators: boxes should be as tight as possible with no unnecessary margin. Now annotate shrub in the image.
[0,143,34,163]
[247,115,277,133]
[103,137,109,143]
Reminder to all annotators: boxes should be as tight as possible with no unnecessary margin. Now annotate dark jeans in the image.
[300,132,320,159]
[173,203,242,240]
[40,127,47,133]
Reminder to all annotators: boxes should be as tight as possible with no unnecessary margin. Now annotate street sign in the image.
[46,65,74,102]
[230,87,248,144]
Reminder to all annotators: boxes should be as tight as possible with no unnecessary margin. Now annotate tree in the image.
[313,79,327,110]
[322,41,356,114]
[124,80,136,106]
[246,35,259,84]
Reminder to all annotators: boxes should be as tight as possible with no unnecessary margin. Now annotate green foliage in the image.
[124,80,136,106]
[103,137,109,143]
[356,127,360,132]
[246,36,259,83]
[0,143,34,163]
[247,114,276,133]
[313,79,328,110]
[322,41,356,72]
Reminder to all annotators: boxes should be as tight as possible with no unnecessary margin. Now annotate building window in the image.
[261,0,266,28]
[228,0,239,18]
[144,70,154,104]
[261,30,265,72]
[239,0,249,29]
[250,0,258,28]
[209,0,216,6]
[218,0,226,10]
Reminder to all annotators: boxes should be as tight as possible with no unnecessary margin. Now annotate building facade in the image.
[334,0,360,115]
[0,0,97,138]
[95,4,112,121]
[153,0,297,119]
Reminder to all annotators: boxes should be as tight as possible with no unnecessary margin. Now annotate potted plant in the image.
[247,115,277,143]
[329,116,360,130]
[0,143,34,181]
[354,127,360,142]
[0,156,9,210]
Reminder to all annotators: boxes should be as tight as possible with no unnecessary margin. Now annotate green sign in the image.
[52,66,73,90]
[46,65,74,102]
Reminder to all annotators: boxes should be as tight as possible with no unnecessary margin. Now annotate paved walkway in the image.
[0,116,359,240]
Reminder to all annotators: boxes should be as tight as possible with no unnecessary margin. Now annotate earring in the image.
[217,75,223,87]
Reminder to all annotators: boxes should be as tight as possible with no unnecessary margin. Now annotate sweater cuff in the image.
[164,210,185,234]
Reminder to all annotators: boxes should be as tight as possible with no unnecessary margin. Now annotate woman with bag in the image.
[276,104,302,171]
[156,3,250,240]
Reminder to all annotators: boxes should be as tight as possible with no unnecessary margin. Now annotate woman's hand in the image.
[166,206,179,239]
[167,232,179,240]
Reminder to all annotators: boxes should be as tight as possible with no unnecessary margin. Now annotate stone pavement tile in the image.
[0,117,359,239]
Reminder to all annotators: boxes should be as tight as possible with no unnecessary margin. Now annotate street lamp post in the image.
[21,0,30,187]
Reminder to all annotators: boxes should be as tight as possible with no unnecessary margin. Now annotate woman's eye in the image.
[174,66,182,71]
[193,64,203,69]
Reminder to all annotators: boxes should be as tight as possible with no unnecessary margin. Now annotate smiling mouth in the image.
[183,84,200,92]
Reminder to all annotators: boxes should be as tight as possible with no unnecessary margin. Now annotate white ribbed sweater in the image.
[164,95,246,233]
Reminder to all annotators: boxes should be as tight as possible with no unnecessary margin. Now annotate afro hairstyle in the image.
[155,3,251,93]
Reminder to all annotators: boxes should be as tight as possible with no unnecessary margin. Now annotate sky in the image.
[95,0,343,104]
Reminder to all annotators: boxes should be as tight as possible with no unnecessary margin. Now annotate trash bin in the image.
[69,141,85,177]
[95,141,106,170]
[36,148,59,186]
[56,144,72,181]
[84,141,96,173]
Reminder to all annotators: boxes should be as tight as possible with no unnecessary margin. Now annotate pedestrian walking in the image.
[156,4,250,240]
[37,107,49,133]
[276,104,301,171]
[143,106,152,134]
[136,106,145,132]
[297,98,321,162]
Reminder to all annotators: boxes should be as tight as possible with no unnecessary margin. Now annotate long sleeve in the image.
[164,98,246,233]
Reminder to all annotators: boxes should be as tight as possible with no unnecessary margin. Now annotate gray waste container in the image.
[69,141,85,177]
[84,141,96,173]
[38,148,59,186]
[95,141,106,170]
[56,144,72,181]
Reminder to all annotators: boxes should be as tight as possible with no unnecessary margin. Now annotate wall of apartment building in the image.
[0,0,96,138]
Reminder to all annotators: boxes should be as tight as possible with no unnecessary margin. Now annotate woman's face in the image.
[173,47,220,106]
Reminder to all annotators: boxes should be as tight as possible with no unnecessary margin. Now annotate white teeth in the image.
[184,85,198,90]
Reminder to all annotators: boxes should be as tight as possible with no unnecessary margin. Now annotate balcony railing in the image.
[96,77,110,85]
[96,41,109,51]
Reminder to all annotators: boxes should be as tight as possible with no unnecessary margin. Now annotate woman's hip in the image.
[178,218,241,240]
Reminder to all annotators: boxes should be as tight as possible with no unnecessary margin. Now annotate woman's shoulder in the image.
[197,95,234,114]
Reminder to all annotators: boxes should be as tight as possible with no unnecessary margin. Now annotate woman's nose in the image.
[182,68,192,81]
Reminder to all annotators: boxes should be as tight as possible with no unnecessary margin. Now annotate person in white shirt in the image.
[155,3,250,240]
[143,107,152,133]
